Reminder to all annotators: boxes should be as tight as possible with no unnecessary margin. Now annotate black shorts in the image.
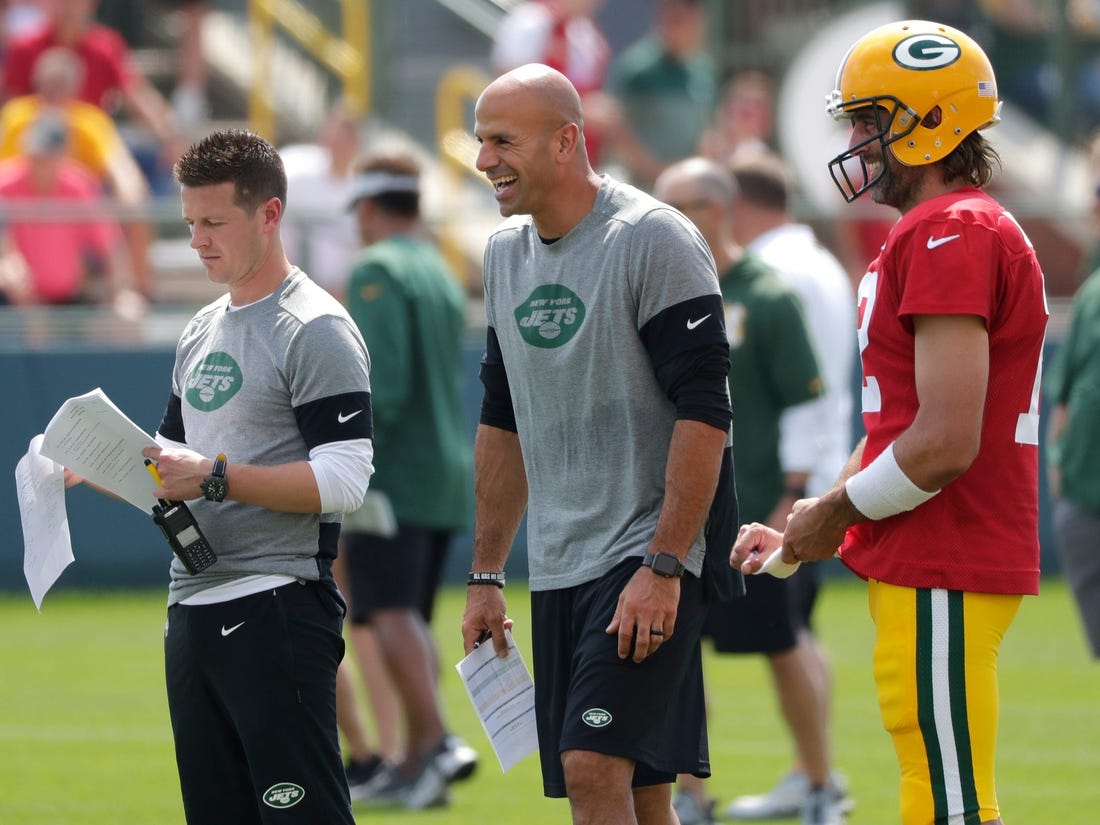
[164,580,354,824]
[342,526,451,624]
[530,557,709,798]
[704,561,821,654]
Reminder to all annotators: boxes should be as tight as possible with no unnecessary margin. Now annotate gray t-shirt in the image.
[483,176,727,590]
[160,268,372,605]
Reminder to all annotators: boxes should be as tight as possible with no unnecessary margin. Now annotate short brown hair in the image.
[729,152,792,211]
[174,129,288,214]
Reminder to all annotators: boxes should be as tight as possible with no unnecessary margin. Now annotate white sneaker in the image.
[435,733,479,782]
[349,761,405,805]
[673,791,716,824]
[725,770,852,821]
[801,784,847,825]
[402,759,450,810]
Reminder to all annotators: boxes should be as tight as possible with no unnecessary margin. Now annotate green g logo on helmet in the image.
[185,351,243,411]
[514,284,586,349]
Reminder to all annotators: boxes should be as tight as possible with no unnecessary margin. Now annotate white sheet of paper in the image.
[455,629,538,772]
[39,388,160,512]
[16,434,75,610]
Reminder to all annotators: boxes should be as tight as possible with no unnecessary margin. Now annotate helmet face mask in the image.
[825,20,1000,202]
[827,98,918,203]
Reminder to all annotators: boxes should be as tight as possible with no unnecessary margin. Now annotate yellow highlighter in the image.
[144,458,163,487]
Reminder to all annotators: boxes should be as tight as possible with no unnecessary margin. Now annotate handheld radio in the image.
[146,459,217,574]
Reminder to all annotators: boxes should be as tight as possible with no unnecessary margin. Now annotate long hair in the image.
[939,130,1001,189]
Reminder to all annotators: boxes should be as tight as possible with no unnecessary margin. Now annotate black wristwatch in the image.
[200,453,228,502]
[642,552,685,578]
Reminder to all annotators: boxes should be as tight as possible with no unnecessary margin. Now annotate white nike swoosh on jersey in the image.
[221,621,245,637]
[926,234,961,249]
[686,314,712,330]
[337,410,362,423]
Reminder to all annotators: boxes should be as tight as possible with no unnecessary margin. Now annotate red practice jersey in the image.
[841,187,1047,594]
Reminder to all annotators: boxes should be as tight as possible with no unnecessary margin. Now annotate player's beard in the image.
[871,149,921,212]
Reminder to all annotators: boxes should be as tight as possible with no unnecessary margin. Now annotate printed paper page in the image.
[39,388,160,512]
[455,629,538,772]
[16,434,75,610]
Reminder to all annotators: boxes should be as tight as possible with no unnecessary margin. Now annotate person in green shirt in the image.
[341,150,477,808]
[606,0,716,190]
[1045,262,1100,660]
[654,157,838,825]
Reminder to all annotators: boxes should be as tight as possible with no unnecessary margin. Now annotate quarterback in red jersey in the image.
[732,20,1047,825]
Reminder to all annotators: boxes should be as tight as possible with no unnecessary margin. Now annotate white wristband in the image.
[844,442,939,520]
[755,549,801,579]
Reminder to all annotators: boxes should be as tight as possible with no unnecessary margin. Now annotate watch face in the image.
[647,552,683,577]
[202,478,227,502]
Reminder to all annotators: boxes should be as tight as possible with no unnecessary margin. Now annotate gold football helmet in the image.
[825,20,1001,201]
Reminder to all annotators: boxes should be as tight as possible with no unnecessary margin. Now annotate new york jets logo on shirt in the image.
[514,284,586,349]
[185,351,243,411]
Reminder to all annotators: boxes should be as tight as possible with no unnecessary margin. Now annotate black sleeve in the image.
[478,326,518,432]
[638,293,732,432]
[293,391,374,449]
[157,391,185,442]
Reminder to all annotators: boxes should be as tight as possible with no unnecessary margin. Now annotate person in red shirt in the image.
[1,0,180,185]
[0,110,139,310]
[491,0,614,164]
[732,20,1047,825]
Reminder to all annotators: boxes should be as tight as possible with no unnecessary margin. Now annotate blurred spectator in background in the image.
[1043,127,1100,661]
[0,46,151,294]
[332,551,402,798]
[491,0,615,165]
[0,110,141,314]
[1,0,45,57]
[280,101,364,303]
[700,69,776,164]
[721,152,855,825]
[167,0,208,128]
[605,0,716,190]
[1,0,182,194]
[341,150,477,810]
[978,0,1100,141]
[653,156,826,825]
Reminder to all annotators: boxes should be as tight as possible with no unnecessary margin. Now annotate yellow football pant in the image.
[868,579,1021,825]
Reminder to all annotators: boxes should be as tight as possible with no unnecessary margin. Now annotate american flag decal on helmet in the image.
[977,81,996,98]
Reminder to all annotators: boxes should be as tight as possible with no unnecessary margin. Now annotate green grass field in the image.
[0,576,1096,824]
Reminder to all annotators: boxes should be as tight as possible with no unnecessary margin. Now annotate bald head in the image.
[479,63,585,130]
[474,63,599,234]
[653,157,736,263]
[655,157,736,208]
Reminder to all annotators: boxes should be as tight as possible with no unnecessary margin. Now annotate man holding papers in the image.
[66,129,373,824]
